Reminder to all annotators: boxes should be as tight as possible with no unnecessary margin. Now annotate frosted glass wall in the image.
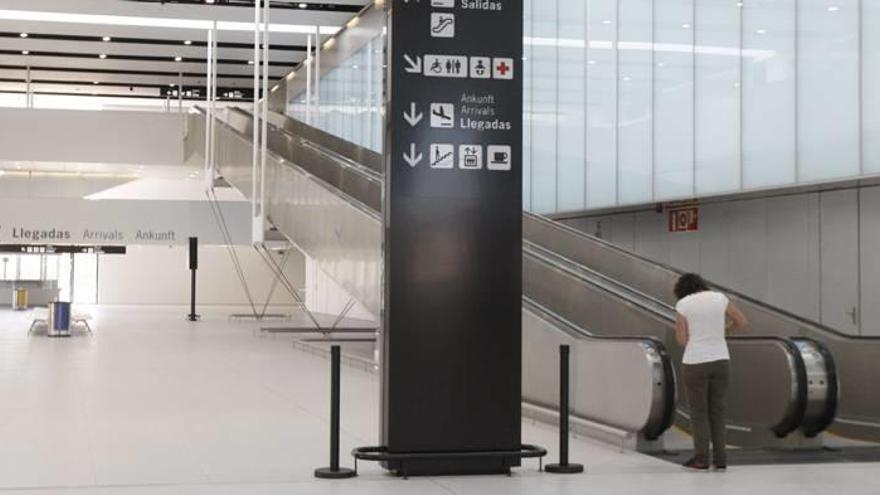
[288,36,384,153]
[287,1,878,215]
[525,0,880,214]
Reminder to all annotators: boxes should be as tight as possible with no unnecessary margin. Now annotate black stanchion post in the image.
[187,236,200,322]
[546,345,584,474]
[315,345,357,479]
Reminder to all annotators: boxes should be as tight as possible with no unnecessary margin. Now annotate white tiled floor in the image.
[1,306,878,494]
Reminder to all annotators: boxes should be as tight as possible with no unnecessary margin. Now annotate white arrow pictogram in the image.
[403,102,423,127]
[403,143,423,167]
[404,54,422,74]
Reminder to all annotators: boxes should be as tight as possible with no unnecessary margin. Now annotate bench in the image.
[27,310,94,336]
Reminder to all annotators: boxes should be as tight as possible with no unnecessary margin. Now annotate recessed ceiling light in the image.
[102,35,111,41]
[0,10,339,35]
[174,56,182,62]
[248,60,254,65]
[99,53,107,58]
[756,28,767,34]
[21,50,29,55]
[828,6,840,12]
[184,40,192,45]
[299,3,308,8]
[93,81,99,84]
[602,19,612,25]
[682,23,691,29]
[206,0,215,4]
[19,32,27,38]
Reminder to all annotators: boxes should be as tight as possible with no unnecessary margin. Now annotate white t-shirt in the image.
[675,291,730,365]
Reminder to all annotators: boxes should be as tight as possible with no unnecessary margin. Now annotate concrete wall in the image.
[0,108,184,165]
[97,245,305,307]
[562,185,880,336]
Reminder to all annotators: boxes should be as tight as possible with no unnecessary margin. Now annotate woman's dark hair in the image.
[674,273,710,300]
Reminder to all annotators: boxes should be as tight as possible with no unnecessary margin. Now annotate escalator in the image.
[186,106,839,450]
[526,213,880,444]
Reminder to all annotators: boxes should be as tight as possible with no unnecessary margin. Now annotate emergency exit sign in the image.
[669,206,699,233]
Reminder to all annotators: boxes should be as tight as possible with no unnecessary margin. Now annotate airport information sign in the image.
[382,0,524,474]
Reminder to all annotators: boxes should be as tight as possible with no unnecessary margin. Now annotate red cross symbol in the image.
[496,61,511,76]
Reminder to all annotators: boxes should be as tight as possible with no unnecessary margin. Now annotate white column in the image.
[315,25,321,124]
[306,35,312,124]
[259,0,269,243]
[252,0,263,243]
[210,21,218,179]
[205,27,214,176]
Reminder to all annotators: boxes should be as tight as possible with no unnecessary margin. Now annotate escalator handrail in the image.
[190,106,382,222]
[522,296,676,440]
[526,212,880,342]
[229,107,384,181]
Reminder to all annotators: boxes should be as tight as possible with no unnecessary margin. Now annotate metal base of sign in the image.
[545,463,584,474]
[352,444,547,478]
[314,467,357,479]
[186,314,201,322]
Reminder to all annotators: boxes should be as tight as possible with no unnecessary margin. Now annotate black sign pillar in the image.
[381,0,524,475]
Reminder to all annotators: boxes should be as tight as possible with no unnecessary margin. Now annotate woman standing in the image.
[674,273,748,472]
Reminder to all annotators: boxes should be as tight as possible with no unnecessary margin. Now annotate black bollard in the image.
[315,346,357,479]
[546,345,584,474]
[186,237,200,322]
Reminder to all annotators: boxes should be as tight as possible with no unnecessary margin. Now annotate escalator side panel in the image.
[196,110,384,318]
[522,309,658,434]
[264,153,383,317]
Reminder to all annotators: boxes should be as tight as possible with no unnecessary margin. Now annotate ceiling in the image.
[0,0,369,101]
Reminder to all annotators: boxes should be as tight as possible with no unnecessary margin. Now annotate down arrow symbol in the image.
[403,143,423,167]
[403,102,423,127]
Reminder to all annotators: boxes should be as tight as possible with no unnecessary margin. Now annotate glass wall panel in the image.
[586,0,618,209]
[654,0,695,200]
[742,0,796,188]
[530,0,560,213]
[695,0,741,196]
[617,0,654,206]
[798,0,860,182]
[288,37,385,153]
[863,1,879,173]
[556,0,587,212]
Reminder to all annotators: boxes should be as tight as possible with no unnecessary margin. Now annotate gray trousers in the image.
[683,360,730,465]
